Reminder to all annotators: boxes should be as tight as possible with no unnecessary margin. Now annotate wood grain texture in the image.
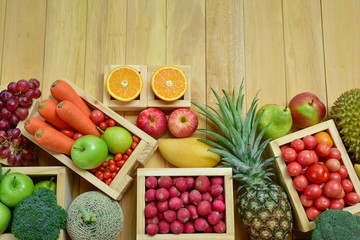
[0,0,6,82]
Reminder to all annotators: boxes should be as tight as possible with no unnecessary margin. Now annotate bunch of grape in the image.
[0,79,42,165]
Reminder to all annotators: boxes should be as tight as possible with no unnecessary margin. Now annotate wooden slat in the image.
[0,0,6,82]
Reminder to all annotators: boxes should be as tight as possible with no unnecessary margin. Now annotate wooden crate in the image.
[136,168,235,240]
[147,65,191,110]
[103,65,148,111]
[269,119,360,232]
[0,166,72,240]
[17,80,158,201]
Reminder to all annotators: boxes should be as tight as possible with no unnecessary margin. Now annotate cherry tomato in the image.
[300,194,314,207]
[280,144,290,153]
[95,171,102,177]
[90,168,97,173]
[122,154,129,161]
[324,158,340,172]
[131,142,138,150]
[337,165,348,179]
[341,179,354,193]
[314,195,330,210]
[297,150,315,166]
[329,199,344,210]
[116,160,126,167]
[102,161,109,167]
[109,164,117,172]
[316,143,331,157]
[114,153,123,161]
[287,162,302,177]
[282,148,297,162]
[61,129,74,138]
[116,166,120,172]
[290,139,305,152]
[104,171,112,179]
[306,207,322,221]
[293,175,309,191]
[108,119,116,127]
[126,148,133,156]
[98,173,104,180]
[303,135,317,150]
[323,180,342,198]
[73,132,84,140]
[314,132,333,147]
[108,159,115,165]
[304,184,322,199]
[99,122,107,131]
[328,172,342,182]
[325,148,341,160]
[344,192,360,205]
[133,135,140,143]
[105,178,113,185]
[111,171,117,178]
[98,166,105,172]
[306,163,329,183]
[90,109,105,125]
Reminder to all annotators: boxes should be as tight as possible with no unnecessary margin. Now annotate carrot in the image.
[35,126,75,155]
[50,80,92,117]
[24,116,54,135]
[56,100,101,137]
[38,99,75,131]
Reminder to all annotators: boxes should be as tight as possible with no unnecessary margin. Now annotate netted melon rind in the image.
[66,191,123,240]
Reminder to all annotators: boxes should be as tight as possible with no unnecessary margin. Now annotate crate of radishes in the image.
[269,119,360,232]
[136,168,235,240]
[17,79,158,201]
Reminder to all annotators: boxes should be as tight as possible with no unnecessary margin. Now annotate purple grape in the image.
[1,91,13,102]
[12,128,21,138]
[0,100,5,109]
[12,155,22,166]
[6,128,13,138]
[28,81,36,90]
[2,141,9,148]
[15,107,29,120]
[12,137,22,147]
[22,149,33,160]
[0,130,6,138]
[9,114,19,126]
[16,79,30,92]
[19,96,32,107]
[7,82,18,93]
[13,95,19,101]
[33,88,42,99]
[25,89,35,99]
[1,108,11,119]
[0,136,5,142]
[6,99,18,111]
[21,136,29,147]
[0,119,10,131]
[0,147,11,158]
[7,154,16,164]
[21,158,31,166]
[28,78,40,88]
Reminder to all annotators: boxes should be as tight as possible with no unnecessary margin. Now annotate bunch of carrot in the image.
[24,80,101,155]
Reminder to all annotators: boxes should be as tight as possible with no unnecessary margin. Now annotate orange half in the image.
[151,66,188,101]
[106,66,143,102]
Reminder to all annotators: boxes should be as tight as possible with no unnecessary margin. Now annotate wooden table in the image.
[0,0,359,239]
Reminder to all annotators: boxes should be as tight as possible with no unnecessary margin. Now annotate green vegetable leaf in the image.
[0,165,10,183]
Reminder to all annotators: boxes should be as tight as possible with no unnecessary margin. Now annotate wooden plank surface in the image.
[1,0,360,239]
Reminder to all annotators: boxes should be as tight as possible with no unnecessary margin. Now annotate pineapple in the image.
[193,83,293,239]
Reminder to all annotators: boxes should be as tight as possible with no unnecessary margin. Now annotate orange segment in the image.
[106,66,143,102]
[151,66,188,101]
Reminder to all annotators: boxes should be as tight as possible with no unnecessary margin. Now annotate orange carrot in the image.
[35,126,75,155]
[56,100,101,137]
[50,80,91,117]
[24,116,54,135]
[38,99,75,131]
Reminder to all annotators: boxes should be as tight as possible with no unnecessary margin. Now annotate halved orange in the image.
[151,66,188,101]
[106,66,143,102]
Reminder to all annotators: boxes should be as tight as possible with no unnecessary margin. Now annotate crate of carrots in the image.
[17,79,158,201]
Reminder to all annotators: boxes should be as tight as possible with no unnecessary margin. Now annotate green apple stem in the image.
[96,126,105,134]
[48,177,55,187]
[13,176,16,188]
[78,205,97,224]
[283,106,288,111]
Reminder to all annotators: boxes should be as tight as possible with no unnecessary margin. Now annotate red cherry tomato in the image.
[116,160,126,168]
[114,153,123,161]
[98,173,104,180]
[301,166,308,175]
[95,171,102,177]
[328,172,342,182]
[108,119,116,127]
[304,184,322,199]
[337,165,348,179]
[344,192,360,205]
[90,168,97,173]
[122,154,129,161]
[282,148,297,162]
[329,199,344,210]
[90,109,106,125]
[323,180,342,198]
[126,148,133,156]
[314,195,331,210]
[105,178,113,185]
[111,171,117,178]
[341,179,354,193]
[287,162,302,177]
[306,163,329,183]
[310,150,318,164]
[290,139,305,152]
[325,148,341,160]
[293,175,309,191]
[102,161,109,167]
[104,171,112,179]
[303,135,317,150]
[335,189,345,199]
[131,142,138,150]
[108,159,115,165]
[109,164,117,172]
[316,143,331,157]
[99,122,107,131]
[61,129,74,138]
[325,158,340,172]
[306,207,322,221]
[300,194,314,207]
[98,166,105,172]
[297,150,315,166]
[133,135,140,143]
[73,132,84,140]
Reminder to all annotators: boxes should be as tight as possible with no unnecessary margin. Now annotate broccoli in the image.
[312,209,360,240]
[11,187,67,240]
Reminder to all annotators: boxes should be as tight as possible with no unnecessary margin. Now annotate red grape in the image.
[16,79,30,92]
[28,78,40,88]
[7,82,17,93]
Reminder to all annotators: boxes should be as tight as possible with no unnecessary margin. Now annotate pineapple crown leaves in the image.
[192,81,277,191]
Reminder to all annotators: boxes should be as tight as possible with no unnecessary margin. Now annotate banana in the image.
[354,164,360,180]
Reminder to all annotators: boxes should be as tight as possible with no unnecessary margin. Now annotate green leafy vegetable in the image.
[0,165,10,183]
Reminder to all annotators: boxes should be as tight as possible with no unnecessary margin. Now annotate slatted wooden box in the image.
[17,80,158,201]
[136,168,235,240]
[269,119,360,232]
[0,166,72,240]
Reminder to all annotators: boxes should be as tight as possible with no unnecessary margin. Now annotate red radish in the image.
[195,176,211,193]
[170,220,184,234]
[214,194,224,202]
[177,207,190,223]
[145,218,151,225]
[175,177,188,192]
[204,226,213,233]
[145,205,158,218]
[158,220,170,234]
[158,213,164,220]
[146,223,159,236]
[202,192,213,202]
[210,184,223,197]
[212,200,225,212]
[180,191,190,205]
[145,189,156,202]
[197,201,212,217]
[211,176,224,186]
[213,220,226,233]
[194,217,209,232]
[148,216,159,225]
[187,204,199,220]
[169,186,180,198]
[163,210,177,223]
[156,200,169,212]
[145,176,158,189]
[90,109,105,125]
[186,177,195,189]
[172,177,179,185]
[156,188,170,201]
[184,222,195,233]
[207,211,221,225]
[169,197,183,210]
[145,201,156,207]
[158,176,173,189]
[189,189,202,205]
[219,212,225,220]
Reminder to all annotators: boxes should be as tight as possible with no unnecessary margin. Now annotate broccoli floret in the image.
[312,209,360,240]
[11,187,67,240]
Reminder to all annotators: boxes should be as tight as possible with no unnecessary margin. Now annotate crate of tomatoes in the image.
[269,120,360,232]
[17,79,158,201]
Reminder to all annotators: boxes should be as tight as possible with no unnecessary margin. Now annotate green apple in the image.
[100,126,133,154]
[0,172,34,207]
[34,177,56,193]
[71,135,108,169]
[0,202,11,234]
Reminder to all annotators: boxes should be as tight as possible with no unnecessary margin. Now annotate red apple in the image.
[168,108,198,138]
[289,92,326,128]
[137,108,167,139]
